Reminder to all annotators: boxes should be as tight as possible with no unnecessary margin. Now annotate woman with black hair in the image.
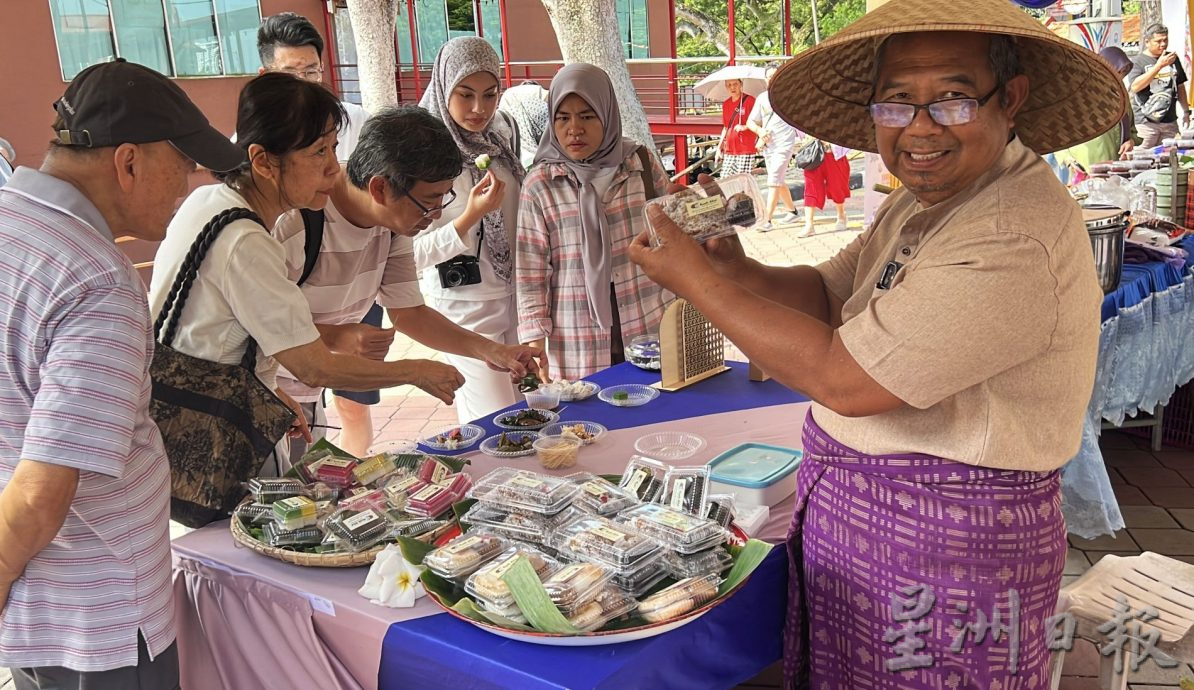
[149,73,463,471]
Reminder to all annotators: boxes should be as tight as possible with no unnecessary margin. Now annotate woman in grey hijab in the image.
[515,63,671,381]
[413,36,528,423]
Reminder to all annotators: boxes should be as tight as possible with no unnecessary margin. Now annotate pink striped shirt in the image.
[516,148,672,380]
[0,169,174,671]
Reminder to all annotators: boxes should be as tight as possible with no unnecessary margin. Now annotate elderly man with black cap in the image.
[0,59,242,689]
[631,0,1125,686]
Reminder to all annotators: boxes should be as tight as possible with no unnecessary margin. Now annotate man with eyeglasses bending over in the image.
[271,106,544,461]
[629,0,1119,686]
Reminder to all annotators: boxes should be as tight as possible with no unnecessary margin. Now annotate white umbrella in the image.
[694,65,768,102]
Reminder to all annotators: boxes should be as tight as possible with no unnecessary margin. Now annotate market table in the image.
[1062,235,1194,539]
[172,361,810,690]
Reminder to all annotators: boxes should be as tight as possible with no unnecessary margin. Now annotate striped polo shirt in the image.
[272,201,424,403]
[0,169,175,671]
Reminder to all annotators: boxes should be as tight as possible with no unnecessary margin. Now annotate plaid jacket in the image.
[516,147,673,380]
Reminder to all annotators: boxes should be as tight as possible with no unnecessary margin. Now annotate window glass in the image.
[49,0,117,80]
[213,0,260,75]
[110,0,171,75]
[415,0,448,64]
[164,0,221,76]
[478,0,502,60]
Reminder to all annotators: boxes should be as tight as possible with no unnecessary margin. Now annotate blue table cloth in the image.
[1064,236,1194,538]
[389,362,807,690]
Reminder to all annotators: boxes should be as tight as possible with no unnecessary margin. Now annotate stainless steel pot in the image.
[1082,205,1128,294]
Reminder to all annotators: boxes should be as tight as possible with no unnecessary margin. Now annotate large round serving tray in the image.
[229,498,455,567]
[427,523,754,645]
[433,596,716,646]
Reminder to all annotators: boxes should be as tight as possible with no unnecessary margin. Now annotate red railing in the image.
[332,56,782,170]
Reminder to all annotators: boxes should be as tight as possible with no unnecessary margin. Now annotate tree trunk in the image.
[1140,0,1162,36]
[345,0,399,113]
[540,0,654,148]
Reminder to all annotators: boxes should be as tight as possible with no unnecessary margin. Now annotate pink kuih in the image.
[406,484,457,518]
[315,457,358,488]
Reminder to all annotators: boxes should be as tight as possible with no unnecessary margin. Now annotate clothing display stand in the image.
[658,298,730,391]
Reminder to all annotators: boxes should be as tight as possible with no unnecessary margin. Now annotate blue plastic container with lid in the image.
[707,443,802,507]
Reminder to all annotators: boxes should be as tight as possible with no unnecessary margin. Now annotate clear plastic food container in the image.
[271,496,318,531]
[387,515,448,539]
[610,553,669,598]
[460,498,563,541]
[643,173,763,246]
[617,503,724,554]
[315,456,358,488]
[437,472,473,497]
[417,456,457,485]
[383,474,427,509]
[663,546,734,580]
[617,456,668,502]
[534,436,581,470]
[353,453,397,486]
[247,477,304,503]
[324,507,393,552]
[704,493,737,528]
[262,523,323,548]
[235,502,275,525]
[567,473,639,516]
[565,586,638,632]
[424,532,508,580]
[470,468,579,515]
[475,597,527,624]
[406,483,458,518]
[292,447,335,483]
[464,546,559,610]
[337,488,389,515]
[661,466,712,517]
[542,561,614,610]
[636,574,722,623]
[551,514,662,571]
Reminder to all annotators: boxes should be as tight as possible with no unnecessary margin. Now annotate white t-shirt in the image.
[271,200,425,402]
[147,184,321,390]
[747,91,800,155]
[413,161,522,302]
[337,101,369,162]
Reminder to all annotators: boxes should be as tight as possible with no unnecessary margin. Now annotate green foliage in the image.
[676,0,867,70]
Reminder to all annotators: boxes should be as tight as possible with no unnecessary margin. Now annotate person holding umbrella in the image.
[718,78,758,177]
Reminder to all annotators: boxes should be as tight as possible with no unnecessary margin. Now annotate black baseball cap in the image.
[53,59,245,172]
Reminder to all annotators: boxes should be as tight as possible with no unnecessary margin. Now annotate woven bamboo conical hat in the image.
[768,0,1128,154]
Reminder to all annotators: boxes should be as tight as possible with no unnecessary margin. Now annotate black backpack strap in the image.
[152,207,267,372]
[636,146,657,200]
[298,208,325,287]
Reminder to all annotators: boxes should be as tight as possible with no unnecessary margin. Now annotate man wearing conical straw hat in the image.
[631,0,1124,686]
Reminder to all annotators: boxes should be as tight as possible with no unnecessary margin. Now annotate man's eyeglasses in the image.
[869,84,1002,128]
[278,66,324,80]
[403,188,457,217]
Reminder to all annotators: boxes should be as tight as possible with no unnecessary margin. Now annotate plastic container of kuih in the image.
[324,507,393,552]
[617,456,668,503]
[542,561,615,611]
[636,574,722,622]
[707,442,803,507]
[424,532,509,580]
[248,477,303,503]
[617,503,725,554]
[644,173,763,246]
[567,473,639,517]
[465,545,560,611]
[564,586,638,632]
[551,514,662,571]
[663,546,734,580]
[462,503,578,544]
[469,468,579,516]
[610,553,669,598]
[660,465,712,517]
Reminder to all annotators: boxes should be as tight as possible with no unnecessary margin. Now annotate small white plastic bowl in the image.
[634,432,707,461]
[419,423,486,451]
[540,421,607,446]
[598,384,659,408]
[523,387,562,410]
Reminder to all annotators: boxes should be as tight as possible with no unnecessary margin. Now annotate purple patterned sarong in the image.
[784,412,1066,690]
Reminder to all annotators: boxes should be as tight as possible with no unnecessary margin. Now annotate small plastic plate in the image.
[492,408,558,431]
[633,431,706,460]
[418,423,486,451]
[540,421,608,446]
[543,380,601,402]
[479,431,541,457]
[598,384,660,407]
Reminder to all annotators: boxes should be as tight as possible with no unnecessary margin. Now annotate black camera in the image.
[436,254,482,288]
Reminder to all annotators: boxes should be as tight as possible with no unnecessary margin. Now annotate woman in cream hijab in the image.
[515,63,671,380]
[414,37,527,422]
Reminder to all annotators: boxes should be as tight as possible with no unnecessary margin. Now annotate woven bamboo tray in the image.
[229,498,456,568]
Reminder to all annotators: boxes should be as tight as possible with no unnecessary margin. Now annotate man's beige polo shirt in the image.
[813,137,1102,471]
